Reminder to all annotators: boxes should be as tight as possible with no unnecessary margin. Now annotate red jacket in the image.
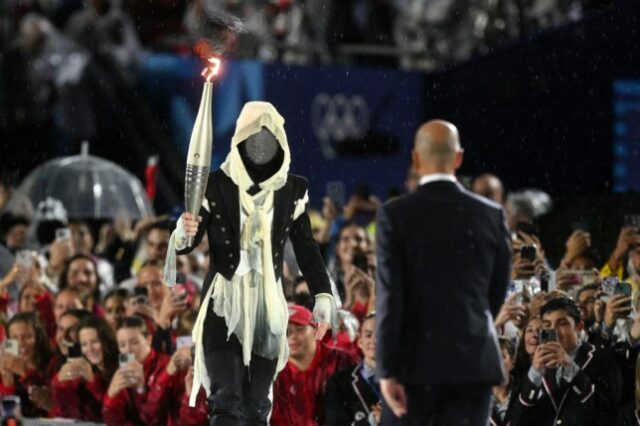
[0,363,53,418]
[271,344,357,426]
[101,350,169,426]
[50,370,107,422]
[147,367,209,426]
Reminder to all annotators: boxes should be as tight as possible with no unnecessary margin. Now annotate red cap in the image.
[288,305,316,328]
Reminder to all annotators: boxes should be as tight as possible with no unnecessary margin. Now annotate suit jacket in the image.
[325,363,381,426]
[511,343,622,426]
[178,169,331,299]
[375,180,511,385]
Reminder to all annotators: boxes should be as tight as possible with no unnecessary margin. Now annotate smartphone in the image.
[602,276,619,296]
[615,282,633,298]
[176,336,194,350]
[1,395,20,418]
[68,342,82,359]
[517,221,538,237]
[508,280,525,304]
[571,220,590,232]
[520,245,537,262]
[15,250,34,268]
[55,227,71,242]
[3,339,19,357]
[325,181,346,210]
[352,252,369,273]
[539,329,557,344]
[119,353,135,367]
[133,287,149,305]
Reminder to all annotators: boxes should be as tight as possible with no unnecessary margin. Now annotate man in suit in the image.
[176,102,336,425]
[375,119,512,425]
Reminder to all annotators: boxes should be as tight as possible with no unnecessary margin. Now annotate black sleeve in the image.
[289,180,332,297]
[489,208,512,317]
[325,373,364,426]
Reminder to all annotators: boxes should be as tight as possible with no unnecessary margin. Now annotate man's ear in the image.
[575,319,585,333]
[453,149,464,170]
[411,150,421,171]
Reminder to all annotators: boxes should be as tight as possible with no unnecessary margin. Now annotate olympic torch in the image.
[184,57,222,247]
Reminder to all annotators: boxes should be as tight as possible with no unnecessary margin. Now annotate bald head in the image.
[412,120,463,174]
[472,174,504,204]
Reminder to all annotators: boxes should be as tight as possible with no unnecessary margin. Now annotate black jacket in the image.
[375,180,511,385]
[325,363,381,426]
[178,169,331,299]
[511,342,622,426]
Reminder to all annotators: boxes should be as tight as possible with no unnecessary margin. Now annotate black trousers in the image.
[202,310,278,426]
[382,383,492,426]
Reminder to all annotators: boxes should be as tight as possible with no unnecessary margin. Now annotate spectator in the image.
[601,226,640,292]
[0,215,30,252]
[0,312,54,417]
[328,221,369,301]
[512,316,542,380]
[472,173,505,204]
[325,312,382,425]
[103,288,129,331]
[69,218,115,290]
[102,315,170,426]
[615,352,640,425]
[55,309,92,362]
[490,338,518,426]
[271,305,356,425]
[0,173,34,220]
[576,283,605,343]
[51,315,118,421]
[512,297,622,426]
[59,254,102,314]
[53,286,84,323]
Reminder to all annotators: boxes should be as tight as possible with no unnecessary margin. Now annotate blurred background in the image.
[1,0,640,258]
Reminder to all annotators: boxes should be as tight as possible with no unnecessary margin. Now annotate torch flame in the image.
[201,57,222,83]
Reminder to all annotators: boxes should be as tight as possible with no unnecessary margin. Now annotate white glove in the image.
[174,216,188,250]
[313,293,334,325]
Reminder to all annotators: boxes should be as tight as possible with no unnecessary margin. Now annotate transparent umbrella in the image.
[17,145,154,220]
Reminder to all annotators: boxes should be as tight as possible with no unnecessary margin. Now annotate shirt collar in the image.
[419,173,457,186]
[361,362,376,381]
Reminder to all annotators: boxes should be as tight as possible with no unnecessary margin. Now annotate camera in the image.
[520,245,537,262]
[538,329,557,344]
[119,353,135,367]
[1,395,20,419]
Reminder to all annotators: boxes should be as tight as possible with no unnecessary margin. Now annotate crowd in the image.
[0,164,639,425]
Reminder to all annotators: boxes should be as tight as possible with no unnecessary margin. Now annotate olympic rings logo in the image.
[311,93,370,159]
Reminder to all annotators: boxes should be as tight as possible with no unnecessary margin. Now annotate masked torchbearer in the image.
[174,101,336,425]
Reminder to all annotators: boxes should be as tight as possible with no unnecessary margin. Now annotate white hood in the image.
[220,101,291,192]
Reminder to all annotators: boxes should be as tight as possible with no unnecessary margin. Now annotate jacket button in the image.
[221,226,226,232]
[228,253,233,258]
[211,201,216,207]
[556,421,562,425]
[285,227,290,232]
[274,252,279,257]
[230,264,234,269]
[215,214,221,219]
[280,239,284,244]
[225,240,230,245]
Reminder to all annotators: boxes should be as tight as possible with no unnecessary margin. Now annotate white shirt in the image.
[419,173,457,186]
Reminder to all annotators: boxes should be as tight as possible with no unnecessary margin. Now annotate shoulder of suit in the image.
[459,187,504,213]
[328,363,360,383]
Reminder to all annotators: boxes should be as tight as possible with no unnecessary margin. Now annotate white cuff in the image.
[175,217,188,250]
[313,293,334,324]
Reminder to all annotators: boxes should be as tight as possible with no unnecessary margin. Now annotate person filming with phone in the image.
[102,316,170,426]
[512,297,622,426]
